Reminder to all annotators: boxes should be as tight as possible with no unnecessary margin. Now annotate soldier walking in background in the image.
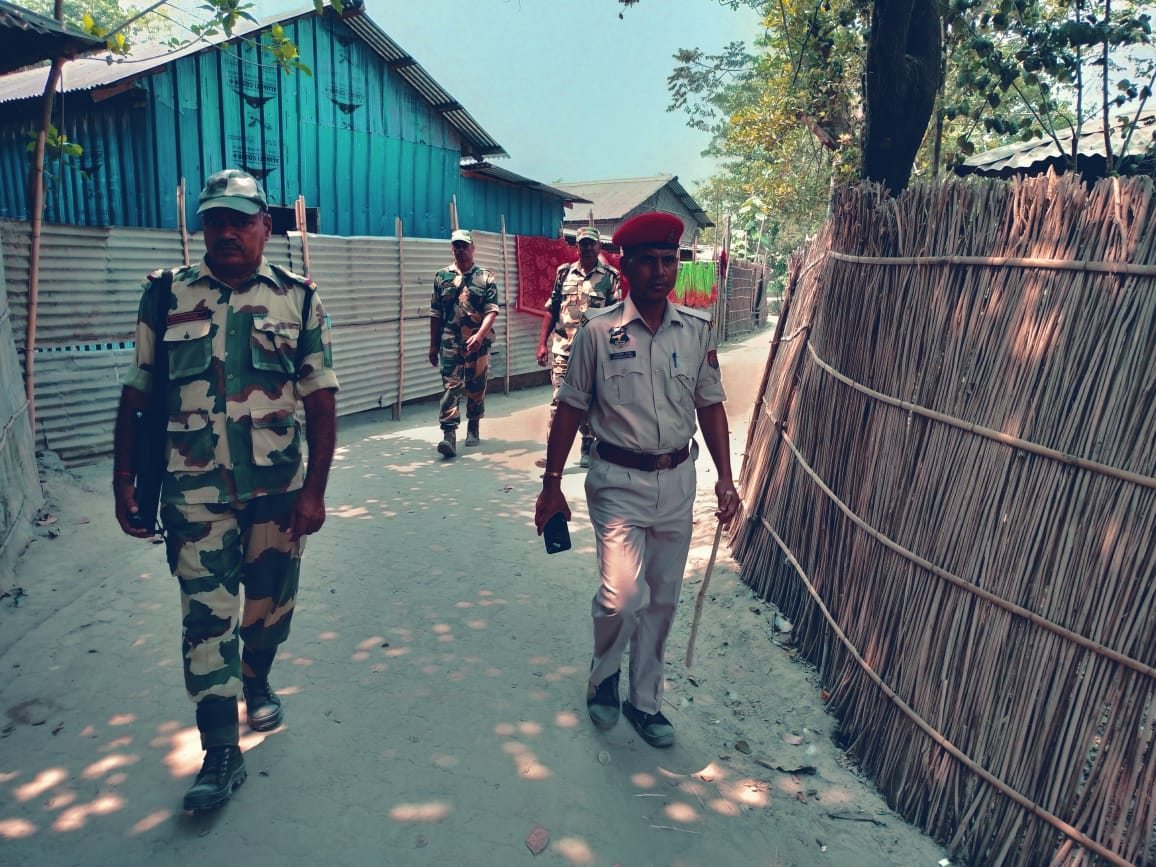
[534,212,738,749]
[535,226,620,468]
[112,169,340,812]
[428,229,500,458]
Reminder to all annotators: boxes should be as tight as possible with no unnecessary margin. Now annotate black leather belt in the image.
[595,441,691,472]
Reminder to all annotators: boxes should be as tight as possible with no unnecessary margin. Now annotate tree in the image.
[861,0,943,192]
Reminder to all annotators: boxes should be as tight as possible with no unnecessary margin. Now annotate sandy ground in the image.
[0,328,951,867]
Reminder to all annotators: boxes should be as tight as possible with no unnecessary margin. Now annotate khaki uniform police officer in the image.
[534,212,739,748]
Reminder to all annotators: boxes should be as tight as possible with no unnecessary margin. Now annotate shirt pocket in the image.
[251,317,300,377]
[667,356,697,402]
[250,407,301,467]
[166,410,214,473]
[164,319,212,381]
[602,360,646,404]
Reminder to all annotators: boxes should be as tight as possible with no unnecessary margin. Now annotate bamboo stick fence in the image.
[732,173,1155,866]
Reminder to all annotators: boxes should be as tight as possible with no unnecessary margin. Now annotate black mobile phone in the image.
[543,512,571,554]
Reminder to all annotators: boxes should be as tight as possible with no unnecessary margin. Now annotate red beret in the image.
[612,212,684,251]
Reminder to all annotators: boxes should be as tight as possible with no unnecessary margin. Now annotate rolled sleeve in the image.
[123,277,159,392]
[555,323,594,411]
[295,289,340,398]
[482,276,501,316]
[693,329,726,407]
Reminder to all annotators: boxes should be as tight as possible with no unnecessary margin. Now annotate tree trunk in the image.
[861,0,943,194]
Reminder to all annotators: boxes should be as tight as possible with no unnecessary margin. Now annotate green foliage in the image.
[933,0,1153,173]
[670,0,1154,262]
[27,124,84,185]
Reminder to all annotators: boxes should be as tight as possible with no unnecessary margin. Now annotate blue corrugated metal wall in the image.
[0,14,559,238]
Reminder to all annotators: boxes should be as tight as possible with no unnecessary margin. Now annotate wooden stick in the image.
[686,495,731,668]
[395,216,405,421]
[177,178,190,266]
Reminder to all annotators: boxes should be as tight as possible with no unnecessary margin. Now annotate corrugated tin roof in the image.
[0,3,507,160]
[0,0,104,74]
[460,160,591,203]
[557,174,714,228]
[959,111,1156,176]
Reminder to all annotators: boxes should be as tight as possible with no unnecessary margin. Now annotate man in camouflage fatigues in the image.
[113,169,339,813]
[535,226,620,467]
[427,228,500,458]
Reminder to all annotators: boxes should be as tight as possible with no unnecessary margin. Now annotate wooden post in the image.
[500,214,511,396]
[295,195,312,277]
[395,216,405,421]
[177,178,190,266]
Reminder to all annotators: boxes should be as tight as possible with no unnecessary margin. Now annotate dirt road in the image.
[1,328,950,866]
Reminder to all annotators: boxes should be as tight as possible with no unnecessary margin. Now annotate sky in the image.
[248,0,764,189]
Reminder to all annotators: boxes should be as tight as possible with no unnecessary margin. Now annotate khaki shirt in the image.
[545,259,621,356]
[124,257,340,505]
[556,295,725,452]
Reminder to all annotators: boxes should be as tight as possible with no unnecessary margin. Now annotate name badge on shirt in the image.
[609,350,636,360]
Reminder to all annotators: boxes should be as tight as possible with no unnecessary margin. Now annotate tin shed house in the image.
[0,3,569,238]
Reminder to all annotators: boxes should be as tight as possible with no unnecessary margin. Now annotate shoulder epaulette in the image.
[271,262,314,288]
[676,303,713,324]
[580,302,621,327]
[556,262,571,275]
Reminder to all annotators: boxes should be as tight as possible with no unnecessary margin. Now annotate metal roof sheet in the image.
[0,0,104,74]
[460,160,591,203]
[0,3,507,160]
[959,111,1156,176]
[557,174,714,228]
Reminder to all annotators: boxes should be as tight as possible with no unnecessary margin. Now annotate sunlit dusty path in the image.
[1,328,949,867]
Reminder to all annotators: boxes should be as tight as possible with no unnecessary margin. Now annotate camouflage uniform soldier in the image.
[113,169,339,813]
[427,228,500,458]
[535,226,620,468]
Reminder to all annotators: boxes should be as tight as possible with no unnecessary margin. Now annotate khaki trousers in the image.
[585,452,696,714]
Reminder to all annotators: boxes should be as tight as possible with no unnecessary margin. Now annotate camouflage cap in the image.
[196,169,268,215]
[575,226,600,243]
[450,229,474,244]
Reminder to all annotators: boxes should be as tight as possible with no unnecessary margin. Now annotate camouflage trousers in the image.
[439,344,491,430]
[163,491,302,745]
[550,352,592,437]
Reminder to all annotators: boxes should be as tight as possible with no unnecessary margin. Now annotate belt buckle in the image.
[654,453,673,470]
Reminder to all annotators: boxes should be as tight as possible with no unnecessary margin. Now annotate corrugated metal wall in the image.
[1,221,548,465]
[0,14,559,238]
[0,233,42,579]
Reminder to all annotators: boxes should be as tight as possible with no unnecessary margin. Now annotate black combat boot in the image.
[183,745,246,812]
[242,676,283,732]
[579,436,594,468]
[437,428,457,458]
[465,419,481,447]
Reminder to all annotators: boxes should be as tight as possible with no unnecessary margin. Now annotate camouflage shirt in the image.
[429,263,501,351]
[545,259,620,356]
[123,257,340,506]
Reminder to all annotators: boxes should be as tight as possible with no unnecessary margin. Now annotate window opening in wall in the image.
[268,205,319,235]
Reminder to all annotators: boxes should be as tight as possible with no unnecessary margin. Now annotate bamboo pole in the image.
[177,178,190,266]
[395,216,405,421]
[295,195,311,276]
[828,249,1156,276]
[24,55,66,439]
